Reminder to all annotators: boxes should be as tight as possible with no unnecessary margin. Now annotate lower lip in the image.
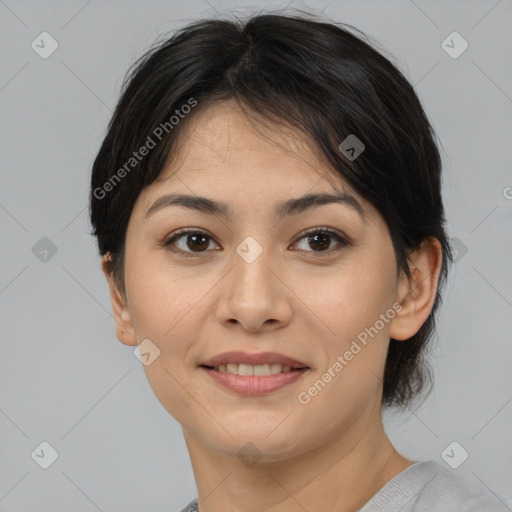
[200,366,309,395]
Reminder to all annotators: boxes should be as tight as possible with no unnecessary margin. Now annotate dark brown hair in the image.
[89,11,454,410]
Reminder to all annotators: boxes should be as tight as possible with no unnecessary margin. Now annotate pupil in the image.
[309,233,330,251]
[187,234,209,251]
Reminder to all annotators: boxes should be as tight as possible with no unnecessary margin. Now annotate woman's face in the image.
[108,99,411,462]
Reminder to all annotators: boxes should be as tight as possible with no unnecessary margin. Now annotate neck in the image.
[182,408,412,512]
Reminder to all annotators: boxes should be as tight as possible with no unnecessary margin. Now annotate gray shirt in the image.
[179,460,509,511]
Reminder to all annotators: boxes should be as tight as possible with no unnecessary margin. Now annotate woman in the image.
[89,11,508,512]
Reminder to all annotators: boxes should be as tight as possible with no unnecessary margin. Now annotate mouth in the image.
[199,363,309,376]
[198,351,311,394]
[200,350,310,373]
[199,364,310,395]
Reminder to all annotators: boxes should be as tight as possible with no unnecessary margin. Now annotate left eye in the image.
[293,228,349,254]
[163,228,349,256]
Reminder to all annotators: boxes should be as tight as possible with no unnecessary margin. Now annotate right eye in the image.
[163,228,220,256]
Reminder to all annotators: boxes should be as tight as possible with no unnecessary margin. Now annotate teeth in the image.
[226,363,238,374]
[214,363,296,375]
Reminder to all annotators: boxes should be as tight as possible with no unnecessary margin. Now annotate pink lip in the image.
[200,366,310,395]
[200,350,309,369]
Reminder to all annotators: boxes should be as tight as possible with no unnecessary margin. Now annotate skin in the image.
[102,99,443,512]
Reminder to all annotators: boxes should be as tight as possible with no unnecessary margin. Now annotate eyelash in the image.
[162,226,351,258]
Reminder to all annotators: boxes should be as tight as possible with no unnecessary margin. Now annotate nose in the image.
[216,249,293,332]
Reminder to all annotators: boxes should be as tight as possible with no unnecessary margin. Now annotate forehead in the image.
[135,99,373,224]
[157,99,342,187]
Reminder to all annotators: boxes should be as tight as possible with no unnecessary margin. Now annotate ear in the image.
[101,253,137,346]
[389,237,443,341]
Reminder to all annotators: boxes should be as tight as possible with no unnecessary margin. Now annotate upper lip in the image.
[200,351,309,368]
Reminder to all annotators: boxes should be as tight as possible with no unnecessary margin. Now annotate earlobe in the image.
[389,237,443,341]
[101,254,138,347]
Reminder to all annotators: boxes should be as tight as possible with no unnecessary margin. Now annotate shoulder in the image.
[179,498,198,512]
[179,462,509,512]
[360,460,509,512]
[413,461,509,511]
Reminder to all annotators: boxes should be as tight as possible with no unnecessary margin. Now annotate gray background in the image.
[1,0,511,511]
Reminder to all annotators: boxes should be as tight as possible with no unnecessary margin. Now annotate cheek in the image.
[302,261,393,337]
[127,251,183,318]
[126,253,216,357]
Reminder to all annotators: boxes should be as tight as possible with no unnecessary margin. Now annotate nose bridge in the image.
[231,239,279,303]
[217,237,292,329]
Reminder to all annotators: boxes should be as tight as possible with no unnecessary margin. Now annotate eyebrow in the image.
[144,191,368,222]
